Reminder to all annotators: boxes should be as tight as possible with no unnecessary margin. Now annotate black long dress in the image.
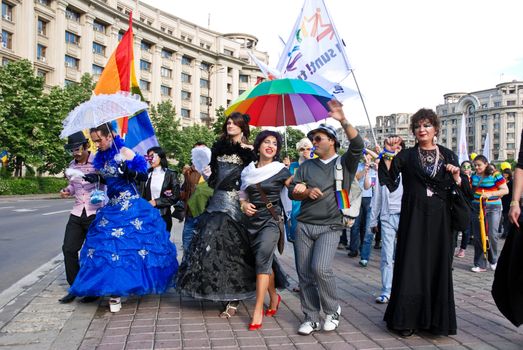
[176,140,257,301]
[379,144,468,336]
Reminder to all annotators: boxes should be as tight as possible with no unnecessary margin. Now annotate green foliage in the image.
[281,127,306,161]
[211,106,227,137]
[172,125,216,170]
[0,177,67,195]
[0,60,94,176]
[150,100,181,157]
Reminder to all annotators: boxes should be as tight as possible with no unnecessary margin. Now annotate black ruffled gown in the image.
[176,140,257,301]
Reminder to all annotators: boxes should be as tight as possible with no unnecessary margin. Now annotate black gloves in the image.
[118,162,148,182]
[83,173,102,183]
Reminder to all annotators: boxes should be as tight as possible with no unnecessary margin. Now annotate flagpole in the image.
[350,69,378,146]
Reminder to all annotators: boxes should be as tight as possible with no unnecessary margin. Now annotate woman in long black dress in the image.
[176,112,257,317]
[239,131,291,330]
[379,108,470,337]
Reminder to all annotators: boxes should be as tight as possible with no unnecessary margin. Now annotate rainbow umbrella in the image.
[225,78,333,127]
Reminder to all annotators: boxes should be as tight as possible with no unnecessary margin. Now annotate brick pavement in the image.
[0,220,522,349]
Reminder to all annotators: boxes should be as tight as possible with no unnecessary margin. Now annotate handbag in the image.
[171,200,185,222]
[256,183,285,255]
[90,182,106,204]
[449,184,472,231]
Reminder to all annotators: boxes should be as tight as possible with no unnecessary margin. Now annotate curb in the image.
[0,193,61,200]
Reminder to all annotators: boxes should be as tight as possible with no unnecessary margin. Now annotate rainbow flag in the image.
[93,12,158,155]
[335,189,350,209]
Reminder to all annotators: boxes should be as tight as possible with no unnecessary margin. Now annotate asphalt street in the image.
[0,198,72,293]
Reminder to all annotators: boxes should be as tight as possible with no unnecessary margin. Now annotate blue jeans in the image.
[348,197,371,254]
[182,216,199,253]
[378,213,399,298]
[472,204,501,268]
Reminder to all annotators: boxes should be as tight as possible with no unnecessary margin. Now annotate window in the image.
[181,73,191,83]
[181,90,191,100]
[181,56,192,66]
[92,42,105,55]
[65,7,80,22]
[507,100,516,106]
[93,20,106,33]
[38,0,51,6]
[64,79,76,86]
[2,2,13,21]
[64,55,79,69]
[200,62,211,71]
[200,112,209,120]
[200,78,209,89]
[1,30,12,49]
[139,79,150,91]
[481,103,488,109]
[507,132,515,140]
[37,69,46,81]
[181,108,190,119]
[494,101,501,107]
[161,49,173,59]
[1,57,10,66]
[224,48,234,56]
[507,112,516,120]
[507,122,515,129]
[227,83,232,93]
[37,18,47,36]
[118,31,124,41]
[200,95,211,105]
[239,89,245,95]
[92,64,103,75]
[160,85,171,96]
[140,59,151,72]
[65,31,80,46]
[160,67,172,78]
[507,143,515,150]
[37,44,46,60]
[239,74,248,83]
[141,40,152,52]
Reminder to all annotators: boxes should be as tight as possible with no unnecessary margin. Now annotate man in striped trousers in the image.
[289,100,363,335]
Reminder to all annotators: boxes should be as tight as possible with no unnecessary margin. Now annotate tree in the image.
[281,127,306,161]
[149,100,180,158]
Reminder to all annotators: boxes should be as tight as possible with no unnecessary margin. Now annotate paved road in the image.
[0,198,72,293]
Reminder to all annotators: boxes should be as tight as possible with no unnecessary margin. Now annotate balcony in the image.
[140,70,151,81]
[140,50,152,62]
[93,54,106,66]
[66,43,80,56]
[65,66,79,80]
[93,32,107,45]
[67,21,80,33]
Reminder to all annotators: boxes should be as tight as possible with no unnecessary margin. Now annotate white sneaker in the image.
[490,263,497,271]
[109,297,121,313]
[298,321,321,335]
[323,306,341,331]
[471,266,487,273]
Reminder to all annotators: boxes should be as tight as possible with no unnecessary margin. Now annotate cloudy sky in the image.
[142,0,523,127]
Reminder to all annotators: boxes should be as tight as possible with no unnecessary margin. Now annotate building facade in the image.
[348,113,414,150]
[0,0,267,126]
[436,81,523,161]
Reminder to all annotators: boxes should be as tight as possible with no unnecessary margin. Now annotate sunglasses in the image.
[67,146,82,154]
[312,136,329,143]
[299,147,312,152]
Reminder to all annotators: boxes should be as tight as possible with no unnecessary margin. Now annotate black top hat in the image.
[64,131,88,150]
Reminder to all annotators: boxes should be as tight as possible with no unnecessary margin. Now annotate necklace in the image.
[418,146,440,178]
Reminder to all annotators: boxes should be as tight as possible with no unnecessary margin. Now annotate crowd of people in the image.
[57,100,523,335]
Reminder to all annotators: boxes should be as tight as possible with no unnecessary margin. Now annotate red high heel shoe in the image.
[248,322,262,331]
[265,294,281,317]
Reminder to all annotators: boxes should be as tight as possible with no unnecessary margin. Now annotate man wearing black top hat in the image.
[58,132,104,304]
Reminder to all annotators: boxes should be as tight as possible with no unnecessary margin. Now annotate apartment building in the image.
[436,81,523,161]
[0,0,267,126]
[347,113,414,150]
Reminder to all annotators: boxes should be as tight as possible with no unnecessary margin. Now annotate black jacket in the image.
[140,168,180,216]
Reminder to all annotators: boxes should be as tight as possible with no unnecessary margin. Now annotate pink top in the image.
[64,153,105,217]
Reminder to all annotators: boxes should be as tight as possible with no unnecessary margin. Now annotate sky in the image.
[142,0,523,127]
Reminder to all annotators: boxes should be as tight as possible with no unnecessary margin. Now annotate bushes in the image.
[0,177,67,195]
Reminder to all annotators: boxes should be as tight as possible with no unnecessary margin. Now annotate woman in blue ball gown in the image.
[70,123,178,312]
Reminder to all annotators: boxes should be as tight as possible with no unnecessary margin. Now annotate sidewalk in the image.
[0,221,521,350]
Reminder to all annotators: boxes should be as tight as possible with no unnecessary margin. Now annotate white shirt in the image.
[149,167,165,200]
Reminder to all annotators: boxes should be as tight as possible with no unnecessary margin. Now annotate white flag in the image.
[247,52,281,80]
[458,114,469,164]
[276,0,357,101]
[483,133,491,162]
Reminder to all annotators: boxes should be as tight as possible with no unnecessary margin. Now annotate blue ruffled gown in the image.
[70,138,178,297]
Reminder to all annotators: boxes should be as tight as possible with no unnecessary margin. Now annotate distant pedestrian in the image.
[58,132,105,304]
[289,99,364,335]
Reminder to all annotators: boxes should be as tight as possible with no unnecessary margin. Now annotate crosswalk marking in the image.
[42,210,70,216]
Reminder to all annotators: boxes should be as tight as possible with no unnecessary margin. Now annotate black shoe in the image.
[58,293,76,304]
[347,250,358,258]
[398,329,415,338]
[80,296,99,303]
[373,243,381,249]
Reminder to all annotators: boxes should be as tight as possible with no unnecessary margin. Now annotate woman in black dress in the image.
[176,112,257,317]
[239,131,291,330]
[379,108,471,337]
